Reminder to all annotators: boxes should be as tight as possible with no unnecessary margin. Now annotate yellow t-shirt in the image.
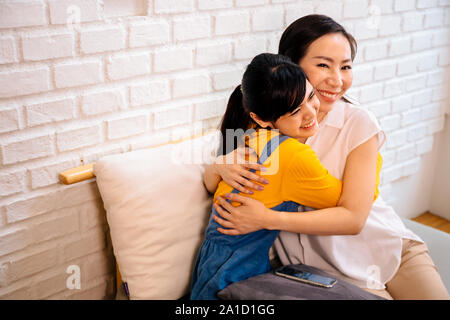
[374,152,382,200]
[214,129,342,209]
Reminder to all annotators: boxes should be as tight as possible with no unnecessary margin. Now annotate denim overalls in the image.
[190,134,304,300]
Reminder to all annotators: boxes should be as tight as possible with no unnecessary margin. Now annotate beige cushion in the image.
[94,133,219,299]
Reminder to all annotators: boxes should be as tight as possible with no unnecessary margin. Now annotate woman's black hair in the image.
[218,53,307,155]
[279,14,357,64]
[278,14,357,104]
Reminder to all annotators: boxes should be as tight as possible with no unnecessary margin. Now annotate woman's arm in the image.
[203,147,269,194]
[213,135,379,236]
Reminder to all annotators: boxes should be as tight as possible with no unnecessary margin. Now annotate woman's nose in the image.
[327,69,343,87]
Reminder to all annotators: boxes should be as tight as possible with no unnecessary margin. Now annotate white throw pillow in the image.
[94,133,219,299]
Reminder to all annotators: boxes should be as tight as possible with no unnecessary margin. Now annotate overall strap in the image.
[257,134,290,165]
[229,133,290,196]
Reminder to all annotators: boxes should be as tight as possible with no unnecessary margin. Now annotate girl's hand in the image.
[212,193,271,235]
[213,147,269,194]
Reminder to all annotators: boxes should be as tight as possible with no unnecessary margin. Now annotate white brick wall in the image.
[22,32,75,62]
[26,98,77,127]
[215,11,250,35]
[54,59,103,89]
[0,67,51,98]
[0,0,448,300]
[80,26,127,54]
[0,1,47,29]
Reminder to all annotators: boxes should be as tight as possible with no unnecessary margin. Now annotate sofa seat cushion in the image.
[218,264,386,300]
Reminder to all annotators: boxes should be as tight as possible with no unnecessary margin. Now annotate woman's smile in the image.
[317,89,341,102]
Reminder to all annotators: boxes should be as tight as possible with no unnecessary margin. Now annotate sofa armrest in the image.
[402,218,450,292]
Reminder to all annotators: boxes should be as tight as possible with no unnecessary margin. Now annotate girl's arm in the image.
[203,147,269,194]
[213,135,379,236]
[203,162,222,194]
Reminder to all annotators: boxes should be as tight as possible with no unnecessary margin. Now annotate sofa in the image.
[72,132,449,299]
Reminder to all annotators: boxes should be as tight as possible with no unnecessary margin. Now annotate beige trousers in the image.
[363,239,450,300]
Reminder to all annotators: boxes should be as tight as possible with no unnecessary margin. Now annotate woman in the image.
[191,53,343,300]
[205,15,449,300]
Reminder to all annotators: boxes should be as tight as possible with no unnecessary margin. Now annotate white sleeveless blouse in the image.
[273,100,423,289]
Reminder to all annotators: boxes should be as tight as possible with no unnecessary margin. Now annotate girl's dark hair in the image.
[218,53,307,155]
[278,14,357,64]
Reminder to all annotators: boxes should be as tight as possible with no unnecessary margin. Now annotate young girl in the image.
[190,53,344,300]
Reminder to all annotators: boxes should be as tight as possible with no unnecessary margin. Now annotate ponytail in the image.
[218,85,252,156]
[216,53,308,155]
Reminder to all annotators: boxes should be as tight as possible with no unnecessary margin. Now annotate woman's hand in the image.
[212,193,272,235]
[213,147,269,194]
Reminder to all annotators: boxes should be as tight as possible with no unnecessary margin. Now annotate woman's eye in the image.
[317,63,328,68]
[342,65,352,70]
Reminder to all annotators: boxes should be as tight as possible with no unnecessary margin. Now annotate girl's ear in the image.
[249,112,274,129]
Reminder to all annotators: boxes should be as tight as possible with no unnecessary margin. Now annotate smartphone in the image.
[275,266,337,288]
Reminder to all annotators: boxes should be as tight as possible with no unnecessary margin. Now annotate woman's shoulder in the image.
[345,102,379,123]
[340,101,385,151]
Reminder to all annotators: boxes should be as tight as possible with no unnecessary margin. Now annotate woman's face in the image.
[299,32,353,115]
[273,80,320,141]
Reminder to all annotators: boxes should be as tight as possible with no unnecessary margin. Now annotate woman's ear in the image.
[249,112,273,129]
